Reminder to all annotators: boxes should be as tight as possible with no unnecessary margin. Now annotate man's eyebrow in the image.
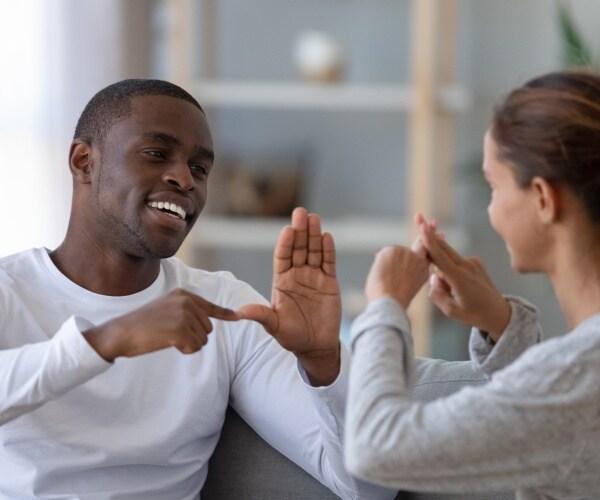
[143,132,181,146]
[142,132,214,162]
[195,147,215,163]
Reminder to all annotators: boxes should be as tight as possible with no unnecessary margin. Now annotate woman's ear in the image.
[531,176,558,225]
[69,140,94,183]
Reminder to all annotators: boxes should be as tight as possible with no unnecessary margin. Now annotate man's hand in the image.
[237,207,342,387]
[83,288,240,362]
[419,220,511,342]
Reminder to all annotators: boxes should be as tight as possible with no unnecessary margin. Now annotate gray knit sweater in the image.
[345,296,600,499]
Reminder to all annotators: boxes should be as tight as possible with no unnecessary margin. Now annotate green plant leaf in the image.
[557,1,594,68]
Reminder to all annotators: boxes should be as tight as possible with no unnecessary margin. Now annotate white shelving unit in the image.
[166,0,468,356]
[193,216,468,254]
[189,80,470,112]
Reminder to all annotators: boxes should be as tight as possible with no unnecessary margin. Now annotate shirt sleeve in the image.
[0,316,111,426]
[469,295,541,377]
[227,309,397,500]
[345,297,591,493]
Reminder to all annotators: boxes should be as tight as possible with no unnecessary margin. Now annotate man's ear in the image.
[531,176,558,225]
[69,140,94,184]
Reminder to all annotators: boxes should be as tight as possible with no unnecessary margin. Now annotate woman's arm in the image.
[345,298,590,493]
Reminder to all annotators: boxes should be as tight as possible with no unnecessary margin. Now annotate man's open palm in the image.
[238,207,341,356]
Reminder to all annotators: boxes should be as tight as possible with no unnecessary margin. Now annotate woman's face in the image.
[483,131,546,273]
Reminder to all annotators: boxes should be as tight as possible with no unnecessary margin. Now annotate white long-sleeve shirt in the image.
[345,296,600,499]
[0,248,393,500]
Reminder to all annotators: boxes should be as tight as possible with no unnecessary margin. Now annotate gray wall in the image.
[15,0,599,358]
[183,0,600,355]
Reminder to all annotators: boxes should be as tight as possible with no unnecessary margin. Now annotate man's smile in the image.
[147,200,187,220]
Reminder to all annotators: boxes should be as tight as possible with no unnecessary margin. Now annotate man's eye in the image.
[145,150,166,160]
[190,164,208,177]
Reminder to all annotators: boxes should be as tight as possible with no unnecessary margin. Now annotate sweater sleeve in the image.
[345,297,591,493]
[469,295,541,377]
[0,316,111,426]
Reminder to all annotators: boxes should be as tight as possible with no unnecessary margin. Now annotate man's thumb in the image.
[236,304,278,334]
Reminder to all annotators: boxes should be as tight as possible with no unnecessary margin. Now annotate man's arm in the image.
[0,289,238,426]
[233,207,397,499]
[0,316,111,425]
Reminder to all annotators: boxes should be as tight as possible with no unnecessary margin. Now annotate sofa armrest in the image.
[202,406,344,499]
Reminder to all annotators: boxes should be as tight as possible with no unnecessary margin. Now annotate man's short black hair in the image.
[73,79,204,149]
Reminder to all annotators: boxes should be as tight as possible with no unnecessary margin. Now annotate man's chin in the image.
[153,244,184,260]
[136,237,185,260]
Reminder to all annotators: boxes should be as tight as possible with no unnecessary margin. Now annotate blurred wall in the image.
[188,0,600,345]
[2,0,599,354]
[0,0,153,256]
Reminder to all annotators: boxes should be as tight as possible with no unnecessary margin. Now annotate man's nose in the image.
[163,161,194,191]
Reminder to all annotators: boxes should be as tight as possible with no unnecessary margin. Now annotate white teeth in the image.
[148,201,187,220]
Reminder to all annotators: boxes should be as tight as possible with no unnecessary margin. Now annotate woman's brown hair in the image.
[491,70,600,224]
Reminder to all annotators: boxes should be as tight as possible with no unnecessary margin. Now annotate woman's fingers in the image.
[412,214,438,258]
[419,223,464,276]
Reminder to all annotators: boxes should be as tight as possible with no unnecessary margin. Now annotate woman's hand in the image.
[365,244,429,309]
[419,220,511,342]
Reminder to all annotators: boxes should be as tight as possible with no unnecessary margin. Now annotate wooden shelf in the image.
[193,215,468,253]
[167,0,465,356]
[192,80,471,112]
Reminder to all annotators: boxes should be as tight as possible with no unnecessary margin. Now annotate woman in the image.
[345,70,600,498]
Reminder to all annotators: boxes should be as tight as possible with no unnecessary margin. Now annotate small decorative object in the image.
[292,30,344,83]
[207,156,303,218]
[225,167,301,217]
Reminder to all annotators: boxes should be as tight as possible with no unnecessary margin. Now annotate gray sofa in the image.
[202,359,515,500]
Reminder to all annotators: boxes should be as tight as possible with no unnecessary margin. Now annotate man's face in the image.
[87,95,213,259]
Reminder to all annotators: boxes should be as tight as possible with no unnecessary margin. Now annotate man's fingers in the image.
[236,304,278,334]
[191,309,213,333]
[190,294,240,321]
[273,226,294,274]
[291,207,308,267]
[321,232,337,277]
[307,213,323,268]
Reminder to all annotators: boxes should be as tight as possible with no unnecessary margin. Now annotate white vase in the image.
[292,31,344,83]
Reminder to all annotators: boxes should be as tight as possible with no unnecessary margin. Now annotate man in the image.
[0,80,392,499]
